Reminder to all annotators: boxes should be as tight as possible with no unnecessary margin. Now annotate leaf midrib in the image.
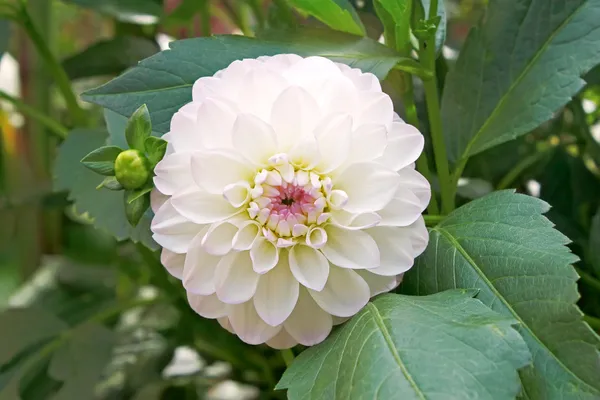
[366,302,426,400]
[433,225,599,394]
[456,1,586,164]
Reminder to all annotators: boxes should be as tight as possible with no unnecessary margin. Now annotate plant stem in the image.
[584,315,600,331]
[420,41,453,213]
[16,2,86,126]
[576,267,600,292]
[0,90,68,139]
[199,0,212,36]
[496,149,549,190]
[280,349,295,367]
[423,215,444,226]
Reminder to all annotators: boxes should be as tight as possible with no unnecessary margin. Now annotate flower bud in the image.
[114,149,150,190]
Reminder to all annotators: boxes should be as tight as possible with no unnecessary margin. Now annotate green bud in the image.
[114,149,150,190]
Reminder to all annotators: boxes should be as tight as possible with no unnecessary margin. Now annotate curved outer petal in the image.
[253,257,300,326]
[171,189,239,224]
[151,200,203,253]
[228,301,281,345]
[308,267,370,317]
[153,152,195,196]
[284,288,332,346]
[187,293,228,318]
[160,249,185,279]
[322,225,380,269]
[214,251,260,304]
[289,244,330,291]
[183,228,220,295]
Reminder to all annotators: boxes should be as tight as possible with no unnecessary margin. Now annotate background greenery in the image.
[1,0,599,399]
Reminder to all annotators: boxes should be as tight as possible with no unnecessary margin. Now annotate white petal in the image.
[314,113,352,173]
[171,189,239,224]
[229,302,281,345]
[153,153,195,196]
[377,190,424,227]
[355,269,399,297]
[330,210,381,230]
[214,251,259,304]
[284,288,332,346]
[283,56,340,86]
[250,237,279,274]
[289,245,329,291]
[367,226,417,276]
[223,181,251,208]
[191,150,254,194]
[218,316,234,333]
[151,200,202,253]
[306,226,327,249]
[232,221,261,251]
[378,122,425,171]
[150,189,169,213]
[335,162,401,213]
[357,92,394,130]
[254,257,299,326]
[183,230,221,295]
[288,135,321,170]
[318,75,359,116]
[187,293,228,318]
[232,114,277,166]
[202,220,238,255]
[237,67,288,121]
[410,217,429,256]
[266,329,298,349]
[348,124,387,163]
[196,97,237,149]
[270,86,321,150]
[192,76,221,102]
[168,102,203,151]
[308,267,370,317]
[322,225,379,269]
[161,249,185,279]
[397,168,431,208]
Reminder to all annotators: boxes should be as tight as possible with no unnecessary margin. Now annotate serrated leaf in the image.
[144,136,167,168]
[277,290,530,399]
[125,192,150,226]
[80,145,122,176]
[402,191,600,398]
[288,0,365,36]
[373,0,411,52]
[83,27,405,133]
[48,324,115,400]
[442,0,600,164]
[63,36,159,80]
[126,104,152,152]
[54,129,157,250]
[96,176,123,191]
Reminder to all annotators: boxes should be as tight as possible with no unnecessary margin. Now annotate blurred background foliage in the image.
[0,0,599,399]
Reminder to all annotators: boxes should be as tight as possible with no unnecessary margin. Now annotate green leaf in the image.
[277,290,530,399]
[62,36,159,80]
[125,191,150,226]
[0,20,10,60]
[83,27,405,133]
[96,176,123,191]
[61,0,163,22]
[402,191,600,398]
[442,0,600,164]
[589,207,600,277]
[55,129,157,250]
[144,136,167,168]
[373,0,411,52]
[80,145,122,176]
[48,324,115,400]
[287,0,365,36]
[126,104,152,151]
[127,186,153,204]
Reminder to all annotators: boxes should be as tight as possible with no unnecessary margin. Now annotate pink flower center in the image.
[267,183,319,220]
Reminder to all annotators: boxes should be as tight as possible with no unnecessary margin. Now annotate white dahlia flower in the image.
[151,55,430,348]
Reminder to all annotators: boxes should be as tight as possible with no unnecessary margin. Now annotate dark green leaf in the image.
[126,104,152,151]
[96,176,123,191]
[62,36,159,80]
[83,27,404,133]
[0,20,10,60]
[127,186,153,204]
[442,0,600,164]
[373,0,411,52]
[144,136,167,167]
[125,191,150,226]
[55,129,157,249]
[278,290,530,399]
[402,191,600,398]
[287,0,365,36]
[589,207,600,277]
[61,0,163,22]
[48,324,115,400]
[80,145,122,176]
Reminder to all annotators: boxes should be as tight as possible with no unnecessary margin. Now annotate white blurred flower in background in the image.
[151,55,430,348]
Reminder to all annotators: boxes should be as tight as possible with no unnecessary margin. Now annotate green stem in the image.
[16,3,86,126]
[280,348,295,367]
[428,0,439,17]
[584,315,600,331]
[420,40,453,213]
[496,149,549,190]
[576,267,600,292]
[0,90,68,139]
[220,0,252,36]
[423,215,444,226]
[395,72,440,215]
[199,0,211,36]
